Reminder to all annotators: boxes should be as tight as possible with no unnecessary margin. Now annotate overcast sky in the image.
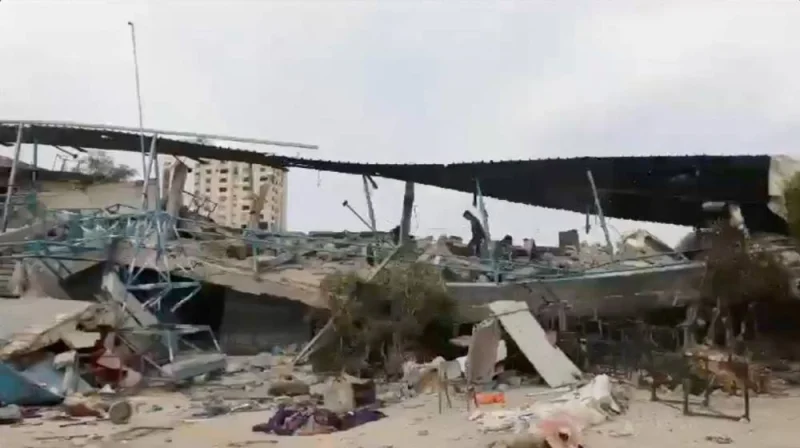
[1,1,798,246]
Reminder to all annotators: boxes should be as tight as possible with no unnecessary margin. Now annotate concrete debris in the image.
[607,420,635,437]
[321,374,375,413]
[268,380,311,397]
[0,404,22,424]
[62,394,108,418]
[108,399,134,424]
[248,352,277,370]
[0,297,115,360]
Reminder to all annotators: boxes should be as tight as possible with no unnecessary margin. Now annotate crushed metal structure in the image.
[0,120,799,404]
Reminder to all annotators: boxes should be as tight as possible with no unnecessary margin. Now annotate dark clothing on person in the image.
[467,235,483,257]
[468,216,486,241]
[467,216,486,240]
[465,215,486,257]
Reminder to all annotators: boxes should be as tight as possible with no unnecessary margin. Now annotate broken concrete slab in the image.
[465,319,503,385]
[488,300,581,388]
[0,297,115,360]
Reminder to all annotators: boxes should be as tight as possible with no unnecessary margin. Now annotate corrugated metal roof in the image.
[0,122,789,232]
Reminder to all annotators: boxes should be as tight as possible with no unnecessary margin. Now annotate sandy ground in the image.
[5,385,800,448]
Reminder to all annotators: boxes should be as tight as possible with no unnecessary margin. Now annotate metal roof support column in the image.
[247,163,259,278]
[153,148,163,210]
[399,181,414,245]
[32,140,38,185]
[362,175,377,232]
[1,124,23,232]
[474,179,498,281]
[586,170,614,258]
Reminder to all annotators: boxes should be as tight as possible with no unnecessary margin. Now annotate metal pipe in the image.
[475,179,497,279]
[587,170,614,257]
[127,21,148,181]
[361,175,377,232]
[0,120,319,150]
[141,135,158,209]
[342,200,373,231]
[153,149,163,209]
[32,141,38,184]
[1,124,23,232]
[52,145,79,158]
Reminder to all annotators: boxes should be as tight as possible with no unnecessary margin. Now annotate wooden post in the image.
[743,368,751,421]
[682,377,692,415]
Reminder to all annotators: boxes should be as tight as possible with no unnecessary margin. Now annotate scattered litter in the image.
[109,425,174,442]
[705,434,734,444]
[474,375,626,444]
[252,404,386,436]
[227,441,278,447]
[476,392,506,406]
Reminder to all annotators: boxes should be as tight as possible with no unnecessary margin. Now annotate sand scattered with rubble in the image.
[5,385,800,448]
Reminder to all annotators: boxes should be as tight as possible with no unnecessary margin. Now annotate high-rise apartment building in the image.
[186,160,288,231]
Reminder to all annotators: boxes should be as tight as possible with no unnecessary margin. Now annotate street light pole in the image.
[127,21,148,198]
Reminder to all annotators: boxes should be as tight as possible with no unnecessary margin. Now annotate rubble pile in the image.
[0,296,229,429]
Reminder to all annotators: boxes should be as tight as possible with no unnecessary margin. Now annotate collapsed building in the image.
[0,120,799,402]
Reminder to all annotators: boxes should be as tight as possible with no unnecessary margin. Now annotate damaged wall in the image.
[36,181,159,211]
[218,289,313,355]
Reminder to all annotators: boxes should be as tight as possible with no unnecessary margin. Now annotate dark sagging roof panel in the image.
[0,123,785,233]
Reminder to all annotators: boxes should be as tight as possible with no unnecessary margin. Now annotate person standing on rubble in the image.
[463,210,486,257]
